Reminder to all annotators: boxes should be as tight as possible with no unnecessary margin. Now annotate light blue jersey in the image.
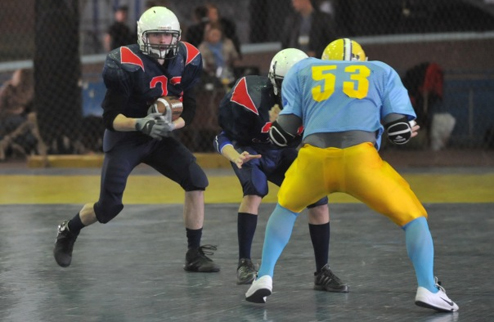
[280,58,416,150]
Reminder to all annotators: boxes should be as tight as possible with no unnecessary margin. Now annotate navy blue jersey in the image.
[102,42,201,119]
[216,76,276,149]
[101,42,202,152]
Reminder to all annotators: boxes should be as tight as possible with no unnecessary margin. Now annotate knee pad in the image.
[244,171,269,197]
[233,164,269,197]
[94,201,124,224]
[182,162,209,191]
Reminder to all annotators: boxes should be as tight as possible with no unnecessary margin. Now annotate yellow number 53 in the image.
[311,65,370,102]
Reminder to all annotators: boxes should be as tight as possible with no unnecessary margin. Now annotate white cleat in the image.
[245,275,272,303]
[415,282,459,312]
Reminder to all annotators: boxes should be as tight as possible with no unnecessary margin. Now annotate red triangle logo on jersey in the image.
[120,47,145,71]
[182,42,200,65]
[261,122,272,133]
[230,78,258,115]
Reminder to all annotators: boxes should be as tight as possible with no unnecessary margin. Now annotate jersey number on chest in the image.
[150,75,182,96]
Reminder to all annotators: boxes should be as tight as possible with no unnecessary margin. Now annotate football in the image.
[148,96,183,121]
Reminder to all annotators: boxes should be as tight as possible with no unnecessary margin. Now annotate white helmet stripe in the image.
[343,38,352,61]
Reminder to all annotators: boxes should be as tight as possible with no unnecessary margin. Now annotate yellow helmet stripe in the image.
[343,38,352,61]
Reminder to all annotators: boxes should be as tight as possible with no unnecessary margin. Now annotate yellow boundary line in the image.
[2,173,493,204]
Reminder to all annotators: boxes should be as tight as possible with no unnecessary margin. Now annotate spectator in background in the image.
[281,0,339,58]
[0,69,33,118]
[184,5,209,48]
[206,3,242,59]
[198,22,239,87]
[0,68,46,160]
[103,5,135,52]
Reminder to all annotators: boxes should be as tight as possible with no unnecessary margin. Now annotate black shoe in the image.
[53,221,78,267]
[314,264,349,293]
[237,258,257,285]
[184,245,220,272]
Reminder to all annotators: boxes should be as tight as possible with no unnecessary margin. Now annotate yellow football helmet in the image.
[321,38,367,61]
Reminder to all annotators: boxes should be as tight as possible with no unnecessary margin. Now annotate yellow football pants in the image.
[278,142,427,227]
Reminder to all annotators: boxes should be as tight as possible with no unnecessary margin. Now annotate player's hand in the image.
[135,113,169,140]
[269,104,281,122]
[410,120,420,138]
[161,118,176,133]
[160,105,176,134]
[233,151,262,169]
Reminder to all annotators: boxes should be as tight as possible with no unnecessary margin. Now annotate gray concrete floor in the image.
[0,203,491,322]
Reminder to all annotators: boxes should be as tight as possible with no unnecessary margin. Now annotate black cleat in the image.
[53,221,78,267]
[237,258,257,285]
[314,264,349,293]
[184,245,220,272]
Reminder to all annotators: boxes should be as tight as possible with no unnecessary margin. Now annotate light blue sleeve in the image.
[280,61,304,118]
[378,62,416,121]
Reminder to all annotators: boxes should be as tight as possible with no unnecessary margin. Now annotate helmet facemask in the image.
[137,6,181,60]
[268,61,284,94]
[141,30,181,59]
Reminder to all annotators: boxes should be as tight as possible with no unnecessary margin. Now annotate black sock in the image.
[309,222,330,273]
[67,213,85,235]
[238,212,258,260]
[186,228,203,249]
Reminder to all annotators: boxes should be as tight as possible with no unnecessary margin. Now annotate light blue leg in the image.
[403,217,437,292]
[257,204,299,278]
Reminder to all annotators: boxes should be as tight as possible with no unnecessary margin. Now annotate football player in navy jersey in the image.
[53,6,219,273]
[213,48,348,292]
[245,39,458,312]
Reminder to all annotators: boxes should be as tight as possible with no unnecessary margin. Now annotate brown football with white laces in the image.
[149,96,183,121]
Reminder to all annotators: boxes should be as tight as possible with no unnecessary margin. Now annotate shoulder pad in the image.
[230,76,261,115]
[178,41,201,66]
[107,45,145,73]
[229,76,266,115]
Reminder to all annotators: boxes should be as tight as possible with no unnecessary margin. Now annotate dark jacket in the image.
[281,10,339,58]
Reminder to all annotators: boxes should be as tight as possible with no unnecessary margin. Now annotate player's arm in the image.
[269,114,302,147]
[383,113,420,145]
[102,86,132,131]
[174,86,196,130]
[214,131,260,169]
[380,64,419,144]
[221,145,261,169]
[101,88,154,132]
[101,87,168,139]
[180,43,202,128]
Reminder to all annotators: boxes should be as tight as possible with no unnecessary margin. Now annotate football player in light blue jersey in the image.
[246,38,458,313]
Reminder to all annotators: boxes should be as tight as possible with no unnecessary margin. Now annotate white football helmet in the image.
[268,48,308,96]
[137,6,181,59]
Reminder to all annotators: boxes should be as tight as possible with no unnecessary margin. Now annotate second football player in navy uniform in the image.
[53,6,219,273]
[214,48,347,291]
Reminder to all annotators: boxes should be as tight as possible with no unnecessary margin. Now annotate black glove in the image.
[135,113,169,139]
